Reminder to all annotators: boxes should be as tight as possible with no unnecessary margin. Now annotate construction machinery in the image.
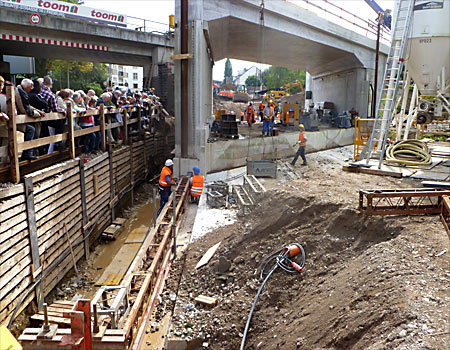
[233,84,250,102]
[263,80,305,103]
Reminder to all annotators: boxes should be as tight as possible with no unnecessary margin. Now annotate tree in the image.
[245,75,261,87]
[262,67,306,91]
[223,58,233,84]
[32,58,108,93]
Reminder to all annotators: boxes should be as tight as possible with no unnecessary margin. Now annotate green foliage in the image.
[32,58,108,92]
[223,58,233,84]
[60,0,80,3]
[261,67,306,91]
[245,75,261,87]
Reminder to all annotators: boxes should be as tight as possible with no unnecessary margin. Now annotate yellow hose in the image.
[386,140,432,166]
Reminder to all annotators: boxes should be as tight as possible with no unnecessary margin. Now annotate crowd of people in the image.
[0,74,162,162]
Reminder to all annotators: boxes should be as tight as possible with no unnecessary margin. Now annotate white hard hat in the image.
[165,159,174,167]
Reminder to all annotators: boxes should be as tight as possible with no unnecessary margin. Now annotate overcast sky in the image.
[84,0,395,80]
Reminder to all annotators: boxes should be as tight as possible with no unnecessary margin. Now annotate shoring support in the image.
[441,196,450,239]
[359,188,450,216]
[23,176,44,310]
[108,144,116,222]
[79,159,89,259]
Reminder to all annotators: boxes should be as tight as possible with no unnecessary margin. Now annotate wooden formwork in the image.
[1,133,174,327]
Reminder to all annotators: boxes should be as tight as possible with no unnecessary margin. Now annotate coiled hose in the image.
[240,243,305,350]
[386,140,432,166]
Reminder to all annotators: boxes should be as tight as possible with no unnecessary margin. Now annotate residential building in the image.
[107,64,143,91]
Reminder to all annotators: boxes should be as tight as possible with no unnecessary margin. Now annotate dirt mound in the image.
[162,163,449,350]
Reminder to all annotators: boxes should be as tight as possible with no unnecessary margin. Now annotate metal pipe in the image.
[181,0,189,158]
[373,18,381,118]
[172,189,177,259]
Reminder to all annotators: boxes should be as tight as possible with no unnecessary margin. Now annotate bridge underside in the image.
[0,39,151,66]
[208,17,364,76]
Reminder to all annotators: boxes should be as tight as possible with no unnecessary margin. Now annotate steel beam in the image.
[359,188,450,216]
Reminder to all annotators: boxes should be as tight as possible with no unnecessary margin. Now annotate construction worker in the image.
[262,101,274,136]
[190,166,204,204]
[259,102,264,122]
[157,159,174,216]
[291,124,307,166]
[246,103,255,127]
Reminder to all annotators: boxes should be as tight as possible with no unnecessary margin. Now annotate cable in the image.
[240,243,305,350]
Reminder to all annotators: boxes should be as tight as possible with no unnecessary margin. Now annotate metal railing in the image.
[291,0,391,44]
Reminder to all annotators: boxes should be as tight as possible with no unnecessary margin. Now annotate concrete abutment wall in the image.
[206,128,355,173]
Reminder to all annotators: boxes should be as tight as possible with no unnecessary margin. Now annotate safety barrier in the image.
[0,85,163,184]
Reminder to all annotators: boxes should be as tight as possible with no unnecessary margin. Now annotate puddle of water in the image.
[87,186,159,284]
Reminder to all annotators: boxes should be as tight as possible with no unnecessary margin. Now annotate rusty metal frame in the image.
[441,196,450,239]
[121,176,190,348]
[359,188,450,216]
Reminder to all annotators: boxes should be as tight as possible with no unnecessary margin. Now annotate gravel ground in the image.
[158,147,450,350]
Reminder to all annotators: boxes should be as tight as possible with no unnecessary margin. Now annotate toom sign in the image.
[0,0,127,26]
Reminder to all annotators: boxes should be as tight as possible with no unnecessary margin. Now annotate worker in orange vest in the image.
[291,124,307,166]
[246,103,255,127]
[262,102,274,136]
[158,159,174,216]
[190,166,204,204]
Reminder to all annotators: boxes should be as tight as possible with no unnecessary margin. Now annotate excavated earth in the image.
[160,156,450,350]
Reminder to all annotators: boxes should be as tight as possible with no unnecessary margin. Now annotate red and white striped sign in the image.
[0,33,109,51]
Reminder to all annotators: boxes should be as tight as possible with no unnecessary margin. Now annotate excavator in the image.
[263,80,305,103]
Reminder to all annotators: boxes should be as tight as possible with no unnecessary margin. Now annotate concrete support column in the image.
[174,20,213,176]
[305,72,313,111]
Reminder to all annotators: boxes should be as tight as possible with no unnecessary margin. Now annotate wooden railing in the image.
[0,86,162,183]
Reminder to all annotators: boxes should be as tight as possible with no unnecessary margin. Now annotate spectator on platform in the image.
[87,89,97,101]
[41,76,66,152]
[111,89,121,108]
[28,80,48,149]
[56,90,70,112]
[73,92,96,153]
[0,76,8,122]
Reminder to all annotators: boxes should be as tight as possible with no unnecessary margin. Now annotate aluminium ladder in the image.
[360,0,415,168]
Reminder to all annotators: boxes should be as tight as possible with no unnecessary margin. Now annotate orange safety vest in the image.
[299,131,307,146]
[247,105,253,116]
[190,175,204,197]
[264,106,274,120]
[159,166,172,187]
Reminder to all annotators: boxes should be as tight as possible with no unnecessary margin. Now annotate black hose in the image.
[240,243,305,350]
[7,174,148,329]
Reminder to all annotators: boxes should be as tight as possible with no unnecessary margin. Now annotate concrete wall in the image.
[310,64,386,118]
[206,128,354,173]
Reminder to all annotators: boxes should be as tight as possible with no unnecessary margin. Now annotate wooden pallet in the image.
[102,217,126,240]
[30,300,75,327]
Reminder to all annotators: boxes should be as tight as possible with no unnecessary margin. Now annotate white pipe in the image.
[403,84,418,140]
[396,72,410,141]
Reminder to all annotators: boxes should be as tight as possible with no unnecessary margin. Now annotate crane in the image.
[364,0,391,29]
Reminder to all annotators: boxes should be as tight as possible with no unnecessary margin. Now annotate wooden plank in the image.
[0,202,26,222]
[85,152,108,170]
[123,110,128,145]
[0,193,25,214]
[24,177,43,310]
[15,112,65,124]
[79,159,89,259]
[95,243,141,286]
[195,242,221,269]
[0,183,24,200]
[360,167,402,178]
[0,241,31,279]
[34,174,80,212]
[67,102,75,159]
[73,125,101,138]
[170,53,193,60]
[0,289,34,326]
[18,133,68,152]
[194,295,218,307]
[0,223,28,252]
[28,158,79,184]
[100,104,106,152]
[6,86,19,183]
